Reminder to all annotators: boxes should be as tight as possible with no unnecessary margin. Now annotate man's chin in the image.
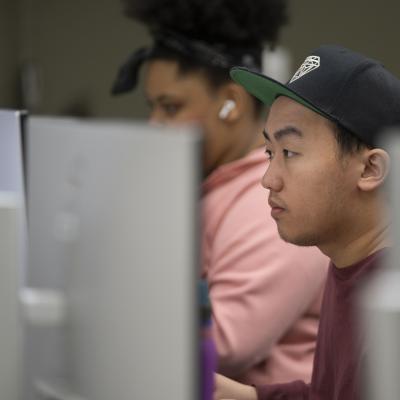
[277,227,317,247]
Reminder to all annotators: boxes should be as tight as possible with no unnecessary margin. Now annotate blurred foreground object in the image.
[24,117,202,400]
[361,128,400,400]
[0,193,23,400]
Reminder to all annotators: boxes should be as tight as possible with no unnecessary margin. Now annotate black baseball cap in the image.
[230,44,400,147]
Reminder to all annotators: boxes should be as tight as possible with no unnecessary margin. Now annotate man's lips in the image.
[268,198,286,218]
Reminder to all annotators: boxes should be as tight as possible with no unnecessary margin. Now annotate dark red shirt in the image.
[256,249,386,400]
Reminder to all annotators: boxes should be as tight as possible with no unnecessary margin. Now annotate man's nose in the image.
[261,163,283,192]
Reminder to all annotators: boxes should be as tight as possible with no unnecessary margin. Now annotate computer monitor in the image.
[0,109,26,194]
[0,108,27,278]
[0,109,26,400]
[25,116,201,400]
[0,194,23,400]
[360,129,400,400]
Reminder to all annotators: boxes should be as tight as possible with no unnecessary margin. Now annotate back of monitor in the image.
[0,109,26,400]
[26,117,201,400]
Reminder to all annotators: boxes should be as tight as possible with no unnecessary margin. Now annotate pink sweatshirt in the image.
[201,147,329,385]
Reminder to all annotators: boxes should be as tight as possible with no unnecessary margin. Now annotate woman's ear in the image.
[358,148,390,192]
[217,83,245,123]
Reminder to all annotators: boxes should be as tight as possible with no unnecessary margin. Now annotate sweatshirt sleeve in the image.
[205,178,328,378]
[256,380,310,399]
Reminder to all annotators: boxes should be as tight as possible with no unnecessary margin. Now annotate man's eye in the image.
[283,149,296,158]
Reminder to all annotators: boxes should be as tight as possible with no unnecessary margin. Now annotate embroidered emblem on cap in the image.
[289,55,320,83]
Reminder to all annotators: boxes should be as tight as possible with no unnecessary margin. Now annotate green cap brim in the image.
[230,67,323,116]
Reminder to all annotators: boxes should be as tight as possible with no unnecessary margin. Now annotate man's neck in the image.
[321,220,391,268]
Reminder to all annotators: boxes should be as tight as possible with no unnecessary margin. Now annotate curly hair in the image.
[122,0,289,48]
[115,0,289,114]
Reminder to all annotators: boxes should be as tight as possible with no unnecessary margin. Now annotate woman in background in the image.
[112,0,328,385]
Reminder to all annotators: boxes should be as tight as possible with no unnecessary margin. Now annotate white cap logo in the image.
[289,55,320,83]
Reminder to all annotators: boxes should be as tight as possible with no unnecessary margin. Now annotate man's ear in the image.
[358,148,390,192]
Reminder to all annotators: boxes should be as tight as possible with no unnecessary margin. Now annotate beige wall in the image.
[281,0,400,77]
[17,0,150,118]
[0,0,19,108]
[2,0,400,118]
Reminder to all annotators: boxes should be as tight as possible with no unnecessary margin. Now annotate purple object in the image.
[201,322,217,400]
[199,280,216,400]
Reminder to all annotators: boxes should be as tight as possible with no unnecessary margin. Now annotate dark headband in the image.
[111,30,262,95]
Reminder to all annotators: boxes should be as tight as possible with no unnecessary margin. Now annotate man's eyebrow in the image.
[263,126,303,142]
[262,129,270,141]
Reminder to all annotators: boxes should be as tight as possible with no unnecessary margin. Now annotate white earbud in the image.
[218,99,236,120]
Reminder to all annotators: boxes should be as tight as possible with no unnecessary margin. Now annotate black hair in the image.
[121,0,289,115]
[122,0,288,48]
[333,123,371,155]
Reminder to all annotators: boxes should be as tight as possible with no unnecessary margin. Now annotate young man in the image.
[213,44,400,399]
